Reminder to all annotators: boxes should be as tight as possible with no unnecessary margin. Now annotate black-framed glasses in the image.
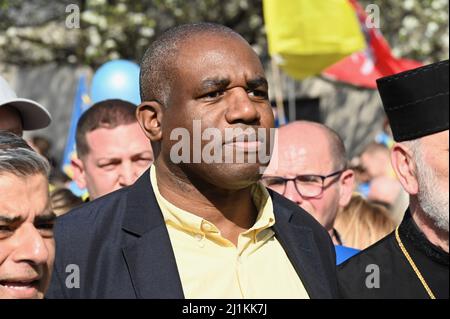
[261,170,345,199]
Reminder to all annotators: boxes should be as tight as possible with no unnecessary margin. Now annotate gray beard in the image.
[415,152,449,233]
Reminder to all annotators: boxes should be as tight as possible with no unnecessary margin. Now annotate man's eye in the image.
[137,158,152,163]
[248,90,268,99]
[36,223,55,236]
[99,163,117,169]
[264,178,285,186]
[0,225,13,238]
[297,175,321,184]
[202,90,225,99]
[271,179,285,185]
[37,223,54,230]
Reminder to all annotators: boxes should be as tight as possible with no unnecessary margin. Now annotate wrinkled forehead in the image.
[267,137,334,176]
[84,123,150,157]
[0,200,52,221]
[0,173,51,221]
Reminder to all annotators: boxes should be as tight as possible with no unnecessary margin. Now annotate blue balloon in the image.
[91,59,141,105]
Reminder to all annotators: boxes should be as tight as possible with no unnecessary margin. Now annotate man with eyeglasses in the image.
[263,121,355,247]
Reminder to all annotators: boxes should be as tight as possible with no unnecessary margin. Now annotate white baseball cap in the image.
[0,75,51,130]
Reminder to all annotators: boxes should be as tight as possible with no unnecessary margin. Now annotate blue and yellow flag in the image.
[264,0,365,79]
[61,74,91,197]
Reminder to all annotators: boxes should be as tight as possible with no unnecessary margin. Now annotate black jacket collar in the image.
[400,210,449,266]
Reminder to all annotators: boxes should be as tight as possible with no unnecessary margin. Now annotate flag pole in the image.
[271,57,287,126]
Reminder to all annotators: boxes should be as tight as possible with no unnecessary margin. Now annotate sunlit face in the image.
[0,106,23,136]
[264,124,348,231]
[159,34,274,190]
[75,122,153,200]
[0,173,55,299]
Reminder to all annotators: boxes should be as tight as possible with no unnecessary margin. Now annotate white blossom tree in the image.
[0,0,448,67]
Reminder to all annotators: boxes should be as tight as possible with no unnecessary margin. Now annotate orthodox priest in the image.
[338,60,449,299]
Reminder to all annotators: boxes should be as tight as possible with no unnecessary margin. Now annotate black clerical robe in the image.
[338,211,449,299]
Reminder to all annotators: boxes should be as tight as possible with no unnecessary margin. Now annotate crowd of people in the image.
[0,22,448,299]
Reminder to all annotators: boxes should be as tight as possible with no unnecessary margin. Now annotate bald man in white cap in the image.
[0,75,51,136]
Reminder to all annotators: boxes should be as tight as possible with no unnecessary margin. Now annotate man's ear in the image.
[338,169,355,207]
[136,101,163,142]
[71,157,87,190]
[391,143,419,195]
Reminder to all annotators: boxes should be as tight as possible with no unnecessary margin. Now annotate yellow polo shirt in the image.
[150,166,309,299]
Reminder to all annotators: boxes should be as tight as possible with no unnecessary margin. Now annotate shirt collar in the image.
[150,165,275,239]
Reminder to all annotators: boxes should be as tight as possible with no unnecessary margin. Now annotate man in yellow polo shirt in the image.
[46,23,338,299]
[150,166,309,298]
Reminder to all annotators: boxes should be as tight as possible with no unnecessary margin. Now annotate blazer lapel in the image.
[121,170,184,299]
[271,192,333,299]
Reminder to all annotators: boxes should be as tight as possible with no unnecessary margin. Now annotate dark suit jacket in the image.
[46,170,338,299]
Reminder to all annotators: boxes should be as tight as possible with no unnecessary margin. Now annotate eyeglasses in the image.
[261,170,345,199]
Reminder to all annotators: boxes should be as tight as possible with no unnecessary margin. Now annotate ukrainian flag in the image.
[61,74,91,198]
[264,0,365,79]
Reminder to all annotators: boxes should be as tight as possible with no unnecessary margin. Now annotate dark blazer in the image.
[46,170,338,299]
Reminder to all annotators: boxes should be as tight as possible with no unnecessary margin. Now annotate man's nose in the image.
[13,225,50,266]
[225,88,261,124]
[118,162,137,187]
[284,180,304,205]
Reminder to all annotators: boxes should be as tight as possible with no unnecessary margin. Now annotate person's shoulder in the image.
[338,231,396,272]
[337,232,398,298]
[55,186,131,234]
[49,186,137,298]
[337,230,426,299]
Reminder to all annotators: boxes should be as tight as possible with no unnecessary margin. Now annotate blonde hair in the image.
[335,194,396,250]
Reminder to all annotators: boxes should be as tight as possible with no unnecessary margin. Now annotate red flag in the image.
[323,0,423,89]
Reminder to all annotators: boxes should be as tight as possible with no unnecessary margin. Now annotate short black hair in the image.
[139,22,243,105]
[76,99,137,158]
